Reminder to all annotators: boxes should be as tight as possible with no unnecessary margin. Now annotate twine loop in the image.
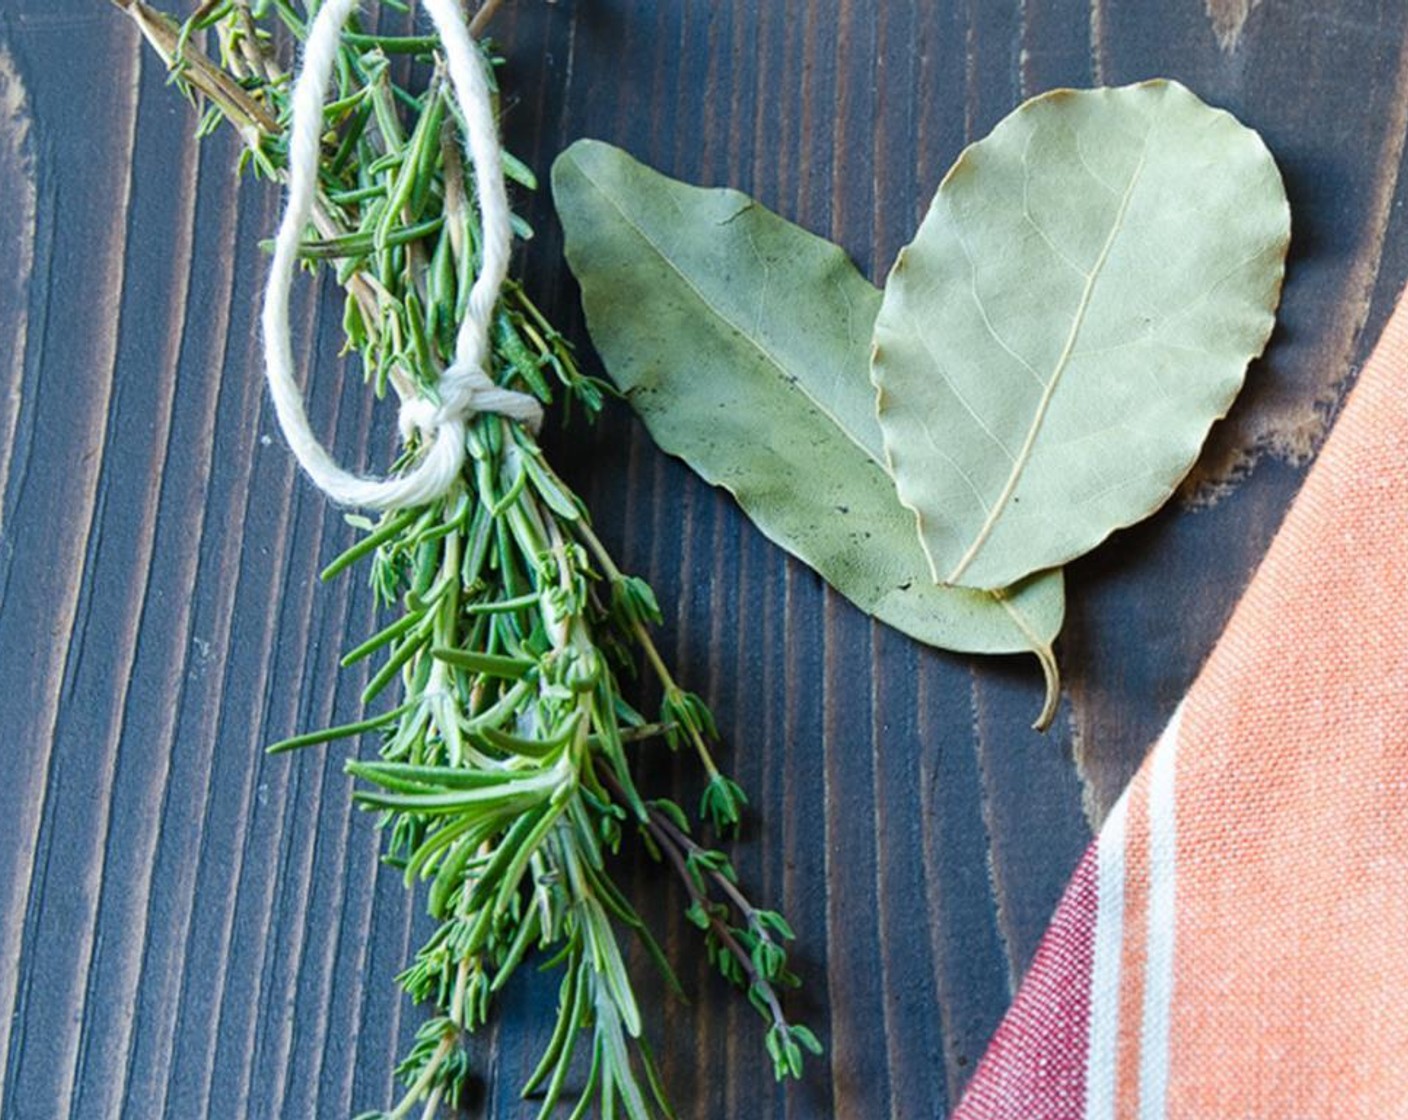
[261,0,541,510]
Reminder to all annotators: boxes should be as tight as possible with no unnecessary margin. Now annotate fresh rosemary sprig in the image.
[115,2,817,1117]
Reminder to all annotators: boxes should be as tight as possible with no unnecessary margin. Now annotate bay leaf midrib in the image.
[945,115,1156,585]
[567,154,884,470]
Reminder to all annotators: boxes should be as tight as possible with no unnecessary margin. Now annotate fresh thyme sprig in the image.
[116,1,816,1116]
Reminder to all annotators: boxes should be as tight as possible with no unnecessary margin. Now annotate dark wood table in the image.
[3,2,1406,1116]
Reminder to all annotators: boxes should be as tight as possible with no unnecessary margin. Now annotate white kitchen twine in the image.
[261,0,542,510]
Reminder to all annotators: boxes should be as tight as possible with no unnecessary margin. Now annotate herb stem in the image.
[386,1031,457,1120]
[574,519,726,781]
[419,1085,446,1120]
[628,784,788,1035]
[468,0,507,37]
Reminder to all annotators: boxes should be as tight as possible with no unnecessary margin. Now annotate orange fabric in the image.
[1114,770,1151,1120]
[955,291,1408,1120]
[1164,302,1408,1117]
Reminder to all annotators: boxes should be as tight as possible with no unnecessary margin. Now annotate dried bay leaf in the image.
[873,80,1290,591]
[552,139,1066,725]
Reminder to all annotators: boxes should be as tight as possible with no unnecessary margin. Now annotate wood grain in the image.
[3,1,1408,1117]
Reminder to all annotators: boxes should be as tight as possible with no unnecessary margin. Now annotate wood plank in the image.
[3,1,1407,1117]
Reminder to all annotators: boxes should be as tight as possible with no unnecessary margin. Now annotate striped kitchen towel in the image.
[954,291,1408,1120]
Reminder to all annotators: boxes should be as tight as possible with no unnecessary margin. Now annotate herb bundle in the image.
[117,2,816,1117]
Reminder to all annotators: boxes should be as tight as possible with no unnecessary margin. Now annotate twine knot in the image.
[262,0,536,511]
[398,360,544,445]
